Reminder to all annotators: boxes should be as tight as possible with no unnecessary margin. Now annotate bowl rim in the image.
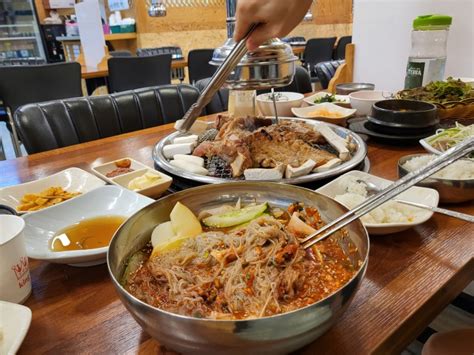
[398,153,474,182]
[107,182,370,324]
[373,99,438,114]
[336,82,375,89]
[256,91,305,102]
[348,90,388,101]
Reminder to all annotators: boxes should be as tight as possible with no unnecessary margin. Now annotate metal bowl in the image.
[210,38,298,90]
[336,83,375,95]
[398,154,474,203]
[153,118,368,185]
[108,182,369,354]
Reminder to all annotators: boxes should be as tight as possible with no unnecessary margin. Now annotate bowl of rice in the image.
[399,154,474,203]
[316,171,439,235]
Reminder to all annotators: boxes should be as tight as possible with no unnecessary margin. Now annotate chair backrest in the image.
[188,49,216,85]
[110,50,133,57]
[194,77,229,114]
[0,62,82,114]
[15,84,200,154]
[303,37,337,73]
[137,46,185,81]
[333,36,352,60]
[108,54,172,93]
[315,60,345,89]
[194,66,312,114]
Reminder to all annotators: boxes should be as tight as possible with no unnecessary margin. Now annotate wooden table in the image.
[1,118,472,354]
[81,59,188,80]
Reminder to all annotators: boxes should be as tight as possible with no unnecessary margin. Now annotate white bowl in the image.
[22,186,153,267]
[92,157,172,198]
[316,170,439,235]
[256,92,304,117]
[303,92,351,107]
[0,301,32,355]
[348,90,389,116]
[0,168,106,215]
[291,103,356,126]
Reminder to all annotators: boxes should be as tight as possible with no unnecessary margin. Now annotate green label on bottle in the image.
[404,61,425,89]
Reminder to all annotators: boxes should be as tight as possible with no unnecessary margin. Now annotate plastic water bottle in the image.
[404,15,452,89]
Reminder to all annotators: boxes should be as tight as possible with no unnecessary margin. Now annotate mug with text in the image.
[0,215,32,304]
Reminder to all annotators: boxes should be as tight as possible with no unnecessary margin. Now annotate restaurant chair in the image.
[108,54,172,93]
[194,66,312,114]
[303,37,337,83]
[315,60,345,90]
[137,46,185,83]
[333,36,352,60]
[110,50,133,57]
[188,49,216,85]
[14,84,200,154]
[0,62,82,157]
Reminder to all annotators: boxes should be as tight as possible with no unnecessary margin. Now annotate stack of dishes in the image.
[350,99,439,144]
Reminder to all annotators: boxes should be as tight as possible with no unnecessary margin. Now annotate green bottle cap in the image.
[413,15,452,30]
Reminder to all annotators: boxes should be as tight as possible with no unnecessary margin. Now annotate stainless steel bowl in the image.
[398,154,474,203]
[210,38,298,90]
[108,183,369,354]
[336,83,375,95]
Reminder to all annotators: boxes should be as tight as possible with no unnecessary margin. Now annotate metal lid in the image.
[211,37,298,68]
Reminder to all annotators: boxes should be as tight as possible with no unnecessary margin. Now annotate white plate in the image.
[92,158,172,198]
[291,103,356,126]
[22,185,153,267]
[0,168,106,215]
[303,92,350,107]
[0,301,32,355]
[316,171,439,235]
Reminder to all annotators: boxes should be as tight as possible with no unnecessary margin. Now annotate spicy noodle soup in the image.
[122,202,359,320]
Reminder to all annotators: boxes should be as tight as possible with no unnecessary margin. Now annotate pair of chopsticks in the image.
[302,137,474,249]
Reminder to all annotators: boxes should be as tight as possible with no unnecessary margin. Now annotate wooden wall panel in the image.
[313,0,353,25]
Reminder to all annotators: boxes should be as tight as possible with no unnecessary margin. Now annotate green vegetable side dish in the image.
[428,123,474,158]
[202,202,268,228]
[314,94,337,104]
[397,77,474,105]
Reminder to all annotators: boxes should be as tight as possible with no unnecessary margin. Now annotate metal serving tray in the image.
[153,118,368,185]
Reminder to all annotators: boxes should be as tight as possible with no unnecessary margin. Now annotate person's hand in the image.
[233,0,313,50]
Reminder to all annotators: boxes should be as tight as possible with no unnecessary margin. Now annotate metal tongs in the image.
[303,137,474,249]
[175,24,258,133]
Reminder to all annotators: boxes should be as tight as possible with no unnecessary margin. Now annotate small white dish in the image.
[22,185,153,267]
[256,92,304,117]
[303,92,350,107]
[316,170,439,235]
[0,300,32,355]
[291,103,356,126]
[92,157,172,198]
[0,168,106,215]
[348,90,389,116]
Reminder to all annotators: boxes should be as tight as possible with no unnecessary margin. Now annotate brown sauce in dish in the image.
[50,215,126,252]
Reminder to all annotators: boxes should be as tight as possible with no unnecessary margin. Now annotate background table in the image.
[0,117,472,354]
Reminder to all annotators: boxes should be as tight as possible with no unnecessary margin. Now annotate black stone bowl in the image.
[366,116,438,137]
[371,99,439,128]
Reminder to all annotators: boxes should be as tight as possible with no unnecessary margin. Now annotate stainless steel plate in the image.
[153,118,368,185]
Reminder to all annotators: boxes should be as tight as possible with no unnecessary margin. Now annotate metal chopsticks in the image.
[302,137,474,249]
[174,24,258,133]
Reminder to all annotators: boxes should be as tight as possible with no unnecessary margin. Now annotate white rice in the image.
[334,176,422,224]
[402,155,474,180]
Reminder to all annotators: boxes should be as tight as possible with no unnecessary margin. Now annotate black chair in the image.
[137,46,185,82]
[14,84,200,154]
[333,36,352,60]
[110,50,133,57]
[108,54,172,93]
[0,62,82,156]
[314,60,345,89]
[303,37,337,82]
[188,49,216,85]
[194,66,312,114]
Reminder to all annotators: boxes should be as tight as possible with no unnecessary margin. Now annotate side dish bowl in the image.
[23,186,153,266]
[108,182,369,354]
[348,90,388,116]
[398,154,474,203]
[256,92,304,117]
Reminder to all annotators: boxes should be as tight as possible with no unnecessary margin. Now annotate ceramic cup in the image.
[0,215,31,304]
